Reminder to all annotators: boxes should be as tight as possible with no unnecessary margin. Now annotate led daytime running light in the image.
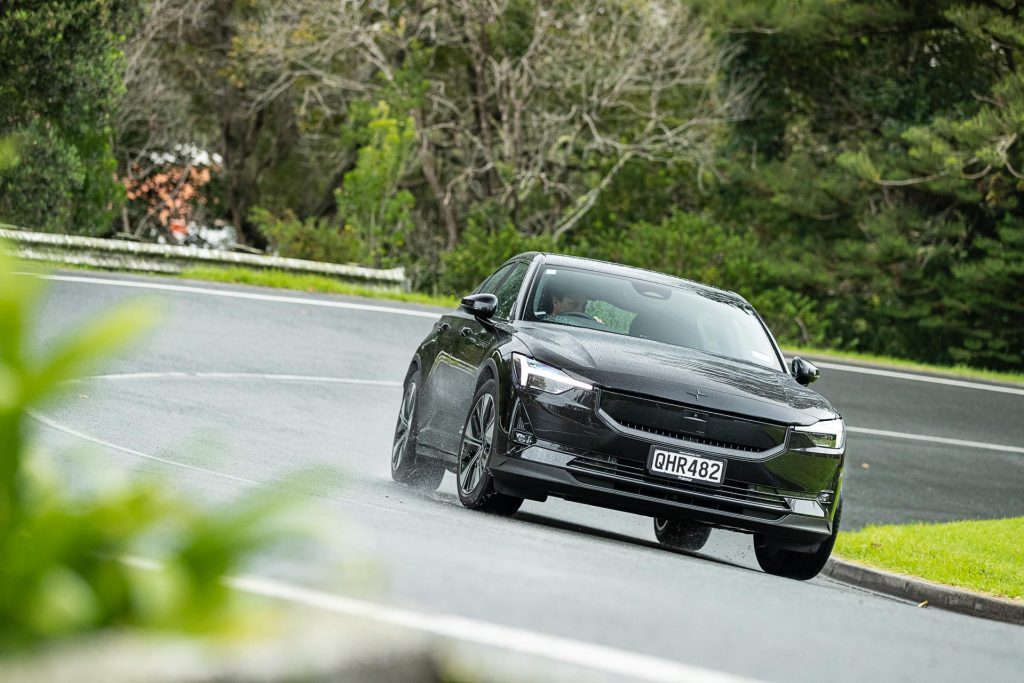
[513,353,593,394]
[794,418,845,449]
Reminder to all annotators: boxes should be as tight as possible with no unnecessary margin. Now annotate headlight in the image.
[794,418,845,449]
[513,353,593,394]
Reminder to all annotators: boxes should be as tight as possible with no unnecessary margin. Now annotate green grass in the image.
[835,517,1024,601]
[180,266,459,308]
[783,345,1024,386]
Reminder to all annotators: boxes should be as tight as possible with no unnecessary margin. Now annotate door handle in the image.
[438,322,450,332]
[460,326,474,338]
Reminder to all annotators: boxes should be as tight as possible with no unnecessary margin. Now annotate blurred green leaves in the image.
[0,248,290,651]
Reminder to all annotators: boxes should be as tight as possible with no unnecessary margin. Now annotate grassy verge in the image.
[835,517,1024,601]
[784,345,1024,385]
[180,266,459,308]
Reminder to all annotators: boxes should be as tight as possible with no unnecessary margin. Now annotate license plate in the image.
[648,448,726,485]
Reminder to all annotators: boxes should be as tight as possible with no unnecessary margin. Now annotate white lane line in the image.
[810,361,1024,397]
[83,371,402,387]
[29,412,406,516]
[31,412,259,486]
[847,426,1024,454]
[35,273,443,320]
[228,573,757,683]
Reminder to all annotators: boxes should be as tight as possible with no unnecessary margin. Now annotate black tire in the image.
[754,501,842,580]
[456,378,523,516]
[391,365,445,491]
[653,517,712,552]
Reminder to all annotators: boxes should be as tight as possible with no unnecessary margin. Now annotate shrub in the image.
[0,124,84,233]
[578,211,764,293]
[252,207,366,264]
[0,0,130,235]
[440,219,555,295]
[747,287,834,349]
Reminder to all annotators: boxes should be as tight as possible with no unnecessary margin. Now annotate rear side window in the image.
[475,263,515,295]
[494,262,530,319]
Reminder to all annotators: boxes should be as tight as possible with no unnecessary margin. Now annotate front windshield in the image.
[524,266,784,371]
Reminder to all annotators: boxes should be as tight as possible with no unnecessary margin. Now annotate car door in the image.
[416,263,517,456]
[437,260,533,453]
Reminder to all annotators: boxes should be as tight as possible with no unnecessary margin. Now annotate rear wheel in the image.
[457,378,523,516]
[754,501,842,580]
[653,518,712,552]
[391,365,445,491]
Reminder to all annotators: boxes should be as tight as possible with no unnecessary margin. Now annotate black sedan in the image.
[392,253,846,579]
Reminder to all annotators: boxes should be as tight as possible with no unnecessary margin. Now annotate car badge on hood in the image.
[687,388,708,401]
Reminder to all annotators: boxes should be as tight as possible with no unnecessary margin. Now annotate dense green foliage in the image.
[0,252,285,649]
[3,0,1021,370]
[0,1,130,234]
[689,0,1024,369]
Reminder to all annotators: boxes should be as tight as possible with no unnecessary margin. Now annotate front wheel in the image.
[457,378,523,516]
[391,365,445,491]
[653,518,712,552]
[754,501,842,580]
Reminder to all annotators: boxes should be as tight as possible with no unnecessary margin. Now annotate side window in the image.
[475,263,515,295]
[494,262,530,319]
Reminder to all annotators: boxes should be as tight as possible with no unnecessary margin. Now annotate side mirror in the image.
[460,293,498,320]
[791,357,820,386]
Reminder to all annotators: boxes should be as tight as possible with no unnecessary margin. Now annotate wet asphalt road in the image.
[28,271,1024,682]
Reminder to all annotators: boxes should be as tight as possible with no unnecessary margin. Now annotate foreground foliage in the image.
[835,517,1024,601]
[0,251,282,651]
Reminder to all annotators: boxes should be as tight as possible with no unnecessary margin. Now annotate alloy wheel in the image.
[392,380,416,471]
[459,392,495,495]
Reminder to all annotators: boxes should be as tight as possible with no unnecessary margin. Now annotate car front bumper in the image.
[492,386,844,546]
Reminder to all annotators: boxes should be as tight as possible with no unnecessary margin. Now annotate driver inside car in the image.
[551,291,587,317]
[547,279,604,324]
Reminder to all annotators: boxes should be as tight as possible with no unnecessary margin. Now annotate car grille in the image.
[599,390,786,455]
[614,419,763,453]
[566,452,790,520]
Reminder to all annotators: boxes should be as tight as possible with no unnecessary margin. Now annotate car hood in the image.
[514,323,837,425]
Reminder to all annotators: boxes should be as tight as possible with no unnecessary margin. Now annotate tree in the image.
[693,0,1024,369]
[412,0,745,243]
[0,0,133,234]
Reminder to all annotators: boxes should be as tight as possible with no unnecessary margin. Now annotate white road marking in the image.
[847,426,1024,454]
[29,412,406,516]
[227,573,757,683]
[117,555,755,682]
[35,272,443,319]
[30,412,259,485]
[83,371,402,387]
[809,361,1024,397]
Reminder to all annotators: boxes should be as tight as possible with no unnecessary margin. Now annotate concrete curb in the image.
[823,558,1024,626]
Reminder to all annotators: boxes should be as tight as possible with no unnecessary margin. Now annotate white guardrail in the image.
[0,226,406,289]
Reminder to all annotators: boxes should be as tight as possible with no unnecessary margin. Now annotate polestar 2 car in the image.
[391,253,846,579]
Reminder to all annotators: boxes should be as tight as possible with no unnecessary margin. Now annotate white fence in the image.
[0,226,406,289]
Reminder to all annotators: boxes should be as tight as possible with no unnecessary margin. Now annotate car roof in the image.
[510,252,750,306]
